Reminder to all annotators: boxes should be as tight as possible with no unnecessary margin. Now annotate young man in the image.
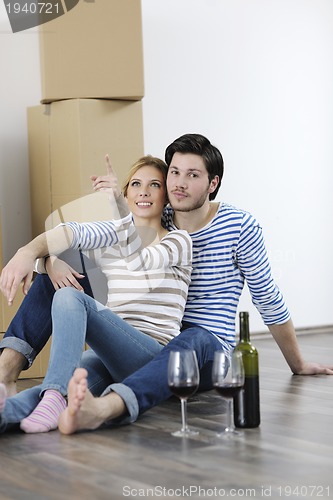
[57,133,333,433]
[0,134,332,416]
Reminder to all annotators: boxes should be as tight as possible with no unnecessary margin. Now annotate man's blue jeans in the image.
[0,273,62,367]
[102,324,224,425]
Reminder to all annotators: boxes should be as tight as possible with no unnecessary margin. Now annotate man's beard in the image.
[172,190,209,213]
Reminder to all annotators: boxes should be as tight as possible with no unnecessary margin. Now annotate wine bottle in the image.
[233,311,260,428]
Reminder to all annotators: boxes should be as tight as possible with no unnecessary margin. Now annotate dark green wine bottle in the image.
[233,311,260,428]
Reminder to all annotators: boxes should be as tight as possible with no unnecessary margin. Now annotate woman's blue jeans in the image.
[0,287,163,432]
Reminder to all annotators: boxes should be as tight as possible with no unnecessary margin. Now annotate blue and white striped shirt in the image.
[162,203,290,352]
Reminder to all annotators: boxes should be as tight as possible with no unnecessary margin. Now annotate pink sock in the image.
[0,383,7,413]
[20,389,67,434]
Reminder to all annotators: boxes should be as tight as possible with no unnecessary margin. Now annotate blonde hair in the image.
[122,155,168,198]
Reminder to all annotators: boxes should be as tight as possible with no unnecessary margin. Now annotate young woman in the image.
[0,155,192,433]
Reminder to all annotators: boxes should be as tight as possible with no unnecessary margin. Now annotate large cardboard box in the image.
[0,290,25,336]
[28,98,144,236]
[27,107,52,236]
[39,0,144,103]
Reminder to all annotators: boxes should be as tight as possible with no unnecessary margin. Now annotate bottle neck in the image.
[239,312,250,342]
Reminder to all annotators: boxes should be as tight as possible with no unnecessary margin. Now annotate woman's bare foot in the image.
[58,368,126,435]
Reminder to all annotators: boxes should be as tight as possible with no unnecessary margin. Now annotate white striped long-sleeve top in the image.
[65,214,192,346]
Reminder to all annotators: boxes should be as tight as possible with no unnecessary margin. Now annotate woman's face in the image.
[126,165,166,220]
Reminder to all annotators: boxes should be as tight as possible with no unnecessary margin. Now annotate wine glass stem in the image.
[226,398,234,431]
[180,398,189,432]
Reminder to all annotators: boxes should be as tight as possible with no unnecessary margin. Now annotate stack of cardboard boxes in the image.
[3,0,145,377]
[29,0,145,235]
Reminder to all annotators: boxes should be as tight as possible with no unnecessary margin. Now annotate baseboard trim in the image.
[252,324,333,339]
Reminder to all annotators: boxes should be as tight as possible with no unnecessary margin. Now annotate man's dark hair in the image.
[165,134,224,200]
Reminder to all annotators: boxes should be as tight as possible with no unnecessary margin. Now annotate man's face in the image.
[166,153,213,212]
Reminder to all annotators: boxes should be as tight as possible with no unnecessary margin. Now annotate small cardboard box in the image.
[28,98,144,236]
[39,0,144,103]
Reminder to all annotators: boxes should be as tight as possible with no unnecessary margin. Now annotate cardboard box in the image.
[27,106,52,238]
[0,290,26,335]
[28,98,144,236]
[39,0,144,103]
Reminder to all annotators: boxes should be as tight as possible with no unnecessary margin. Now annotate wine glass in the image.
[212,350,244,437]
[168,350,200,437]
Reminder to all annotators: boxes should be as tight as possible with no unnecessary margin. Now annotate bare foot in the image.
[58,368,111,435]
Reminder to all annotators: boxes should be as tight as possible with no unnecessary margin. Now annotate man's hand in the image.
[269,319,333,376]
[45,256,85,291]
[295,362,333,375]
[0,248,35,305]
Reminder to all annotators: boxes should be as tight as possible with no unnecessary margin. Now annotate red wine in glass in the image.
[212,350,244,436]
[169,384,198,399]
[214,383,243,399]
[168,350,200,437]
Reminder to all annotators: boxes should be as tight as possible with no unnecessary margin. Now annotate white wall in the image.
[0,9,41,257]
[141,0,333,332]
[1,0,332,332]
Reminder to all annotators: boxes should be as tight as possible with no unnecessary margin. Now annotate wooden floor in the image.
[1,330,333,500]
